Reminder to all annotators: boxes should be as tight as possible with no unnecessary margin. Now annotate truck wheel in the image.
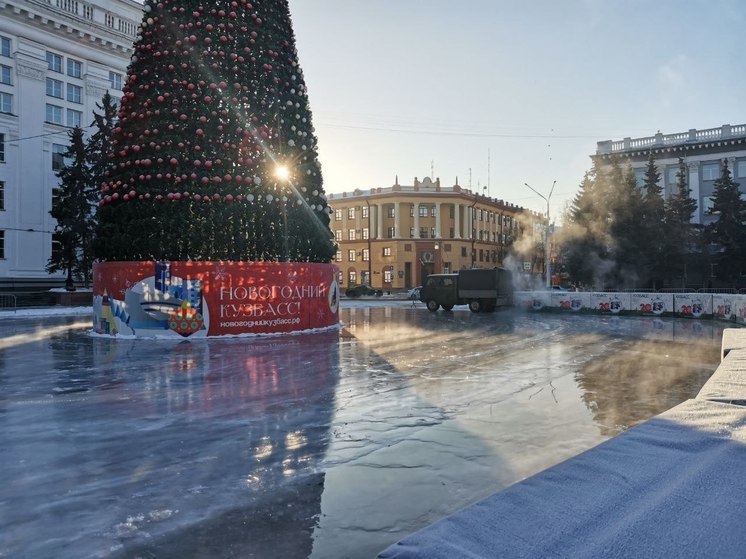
[426,300,440,312]
[442,304,453,311]
[469,300,481,313]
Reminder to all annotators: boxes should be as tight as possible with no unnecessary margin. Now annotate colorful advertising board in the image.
[589,292,629,314]
[629,292,672,316]
[673,294,712,319]
[93,261,340,338]
[552,292,590,312]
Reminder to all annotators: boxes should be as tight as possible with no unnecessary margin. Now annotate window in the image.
[334,229,341,241]
[449,227,454,238]
[0,181,4,210]
[109,71,122,91]
[409,206,414,217]
[67,84,82,104]
[67,59,82,78]
[362,228,369,240]
[348,249,356,262]
[383,247,391,256]
[46,104,63,125]
[0,37,10,58]
[409,227,415,238]
[0,230,4,259]
[634,168,645,187]
[0,133,4,162]
[0,92,10,113]
[362,206,369,218]
[46,52,62,73]
[66,109,82,128]
[431,227,436,238]
[431,207,437,217]
[348,271,356,285]
[46,78,63,98]
[702,163,720,181]
[362,248,369,261]
[348,230,356,241]
[387,207,395,218]
[737,160,746,178]
[384,269,393,283]
[335,209,342,221]
[52,144,66,170]
[338,270,343,285]
[0,65,11,85]
[419,227,428,238]
[666,166,679,185]
[335,250,342,262]
[461,247,467,257]
[347,207,355,219]
[386,226,395,238]
[419,206,428,217]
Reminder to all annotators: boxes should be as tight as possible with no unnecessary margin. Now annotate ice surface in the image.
[0,303,726,558]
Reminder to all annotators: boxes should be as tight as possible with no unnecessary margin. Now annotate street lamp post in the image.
[524,181,555,288]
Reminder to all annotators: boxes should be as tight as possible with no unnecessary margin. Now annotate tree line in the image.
[559,154,745,290]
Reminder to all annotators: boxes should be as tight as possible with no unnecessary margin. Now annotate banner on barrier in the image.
[629,292,671,316]
[589,292,629,314]
[673,294,712,318]
[93,261,340,338]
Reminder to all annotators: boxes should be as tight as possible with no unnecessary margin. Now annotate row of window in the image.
[335,226,512,242]
[335,205,516,226]
[47,78,83,104]
[46,52,82,78]
[634,159,746,186]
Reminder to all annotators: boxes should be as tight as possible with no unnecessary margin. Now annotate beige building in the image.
[326,176,541,291]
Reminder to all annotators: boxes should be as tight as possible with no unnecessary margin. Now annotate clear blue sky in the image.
[289,0,745,220]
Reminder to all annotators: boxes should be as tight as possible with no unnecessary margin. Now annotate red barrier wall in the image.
[93,261,340,338]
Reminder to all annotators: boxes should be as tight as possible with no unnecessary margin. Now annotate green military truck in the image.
[419,268,513,313]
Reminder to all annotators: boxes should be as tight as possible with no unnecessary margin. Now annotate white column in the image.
[688,161,701,224]
[435,202,442,238]
[414,203,420,238]
[454,203,461,239]
[377,203,384,239]
[394,201,401,238]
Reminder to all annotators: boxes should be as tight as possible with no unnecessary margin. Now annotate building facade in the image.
[326,176,541,291]
[593,124,746,225]
[0,0,141,284]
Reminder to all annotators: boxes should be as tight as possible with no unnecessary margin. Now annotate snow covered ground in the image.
[0,302,728,558]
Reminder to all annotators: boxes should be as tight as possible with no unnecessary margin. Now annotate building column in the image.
[435,202,442,238]
[414,202,420,238]
[377,203,384,239]
[454,203,461,239]
[688,161,701,224]
[394,201,401,239]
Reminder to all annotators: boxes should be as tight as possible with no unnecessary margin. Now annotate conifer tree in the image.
[47,127,96,288]
[706,159,745,281]
[94,0,335,263]
[639,153,666,287]
[663,158,699,286]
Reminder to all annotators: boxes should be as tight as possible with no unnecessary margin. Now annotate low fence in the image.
[0,294,17,312]
[516,291,746,323]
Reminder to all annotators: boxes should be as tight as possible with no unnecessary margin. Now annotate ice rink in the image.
[0,302,727,558]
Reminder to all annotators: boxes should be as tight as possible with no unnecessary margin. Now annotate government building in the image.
[0,0,140,286]
[326,176,542,292]
[593,123,746,224]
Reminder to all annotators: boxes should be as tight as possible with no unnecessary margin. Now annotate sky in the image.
[287,0,745,221]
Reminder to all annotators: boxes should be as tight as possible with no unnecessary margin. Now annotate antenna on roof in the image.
[487,148,491,197]
[431,160,434,179]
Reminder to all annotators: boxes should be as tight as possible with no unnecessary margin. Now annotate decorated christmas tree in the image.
[94,0,335,263]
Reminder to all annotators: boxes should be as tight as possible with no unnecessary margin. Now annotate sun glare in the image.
[274,165,290,181]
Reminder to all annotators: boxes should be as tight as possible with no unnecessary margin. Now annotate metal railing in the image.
[0,294,17,312]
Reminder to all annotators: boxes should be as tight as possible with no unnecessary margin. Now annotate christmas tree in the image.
[94,0,335,263]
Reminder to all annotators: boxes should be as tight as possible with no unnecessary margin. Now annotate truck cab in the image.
[419,273,459,311]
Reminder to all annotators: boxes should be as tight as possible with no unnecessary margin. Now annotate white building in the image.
[0,0,142,286]
[593,124,746,225]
